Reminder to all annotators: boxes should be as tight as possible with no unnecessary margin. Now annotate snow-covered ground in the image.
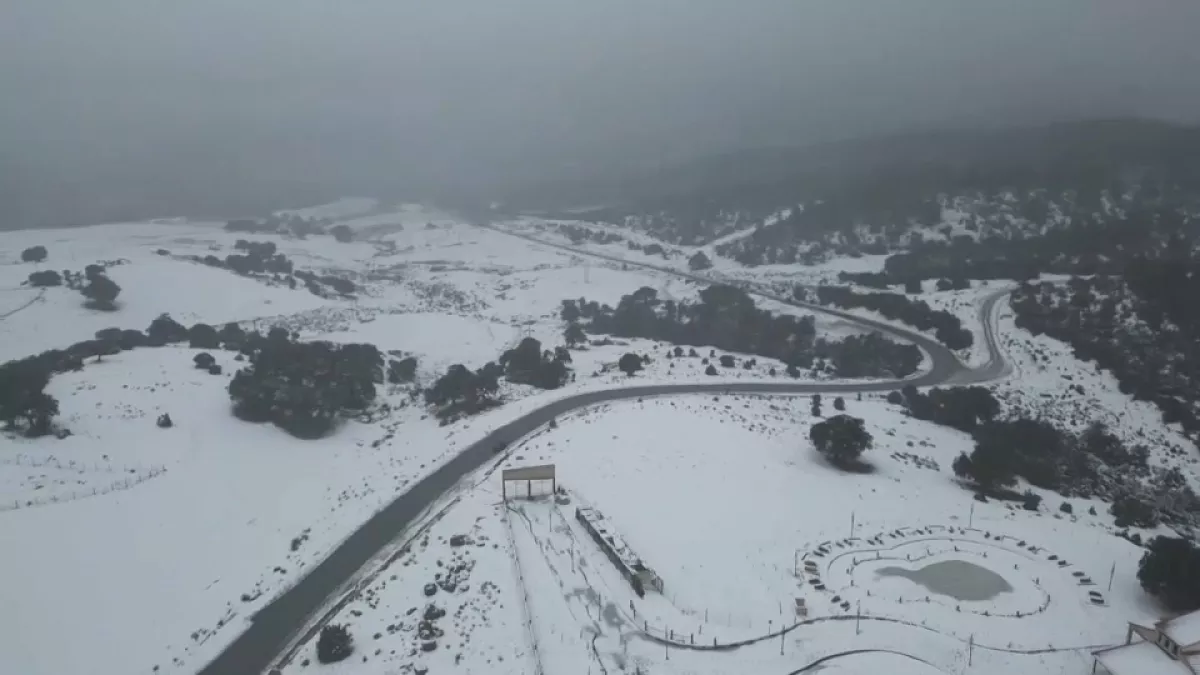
[0,202,881,675]
[494,216,893,290]
[0,199,1190,675]
[289,394,1160,675]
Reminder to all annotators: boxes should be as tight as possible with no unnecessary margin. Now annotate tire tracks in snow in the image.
[0,288,45,321]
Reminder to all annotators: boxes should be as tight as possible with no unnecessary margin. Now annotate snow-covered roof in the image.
[1161,610,1200,648]
[1095,640,1191,675]
[576,506,652,573]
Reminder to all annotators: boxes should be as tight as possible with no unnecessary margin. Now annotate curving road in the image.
[483,223,968,378]
[198,227,1011,675]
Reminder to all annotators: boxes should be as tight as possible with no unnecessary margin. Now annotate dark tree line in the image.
[225,213,331,237]
[1012,272,1200,437]
[564,285,923,379]
[842,201,1198,288]
[893,386,1191,525]
[556,222,625,246]
[0,357,59,438]
[224,239,294,276]
[179,239,356,297]
[898,385,999,432]
[425,337,573,421]
[0,309,422,440]
[814,285,974,350]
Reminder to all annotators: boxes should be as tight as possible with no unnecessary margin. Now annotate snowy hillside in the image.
[0,203,908,675]
[284,395,1161,675]
[1,198,1195,675]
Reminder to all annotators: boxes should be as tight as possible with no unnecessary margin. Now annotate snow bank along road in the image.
[198,229,1011,675]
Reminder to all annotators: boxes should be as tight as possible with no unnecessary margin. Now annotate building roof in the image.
[1096,640,1192,675]
[1161,610,1200,648]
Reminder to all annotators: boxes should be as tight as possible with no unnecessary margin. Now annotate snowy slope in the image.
[0,202,1189,675]
[0,209,874,675]
[285,394,1159,675]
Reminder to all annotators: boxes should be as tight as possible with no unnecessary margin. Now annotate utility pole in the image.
[968,633,974,667]
[850,511,856,539]
[1108,561,1116,592]
[780,629,785,655]
[855,601,862,635]
[968,501,975,528]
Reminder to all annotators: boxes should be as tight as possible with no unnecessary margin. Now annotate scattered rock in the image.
[424,583,438,597]
[449,534,470,547]
[424,604,446,621]
[421,640,437,652]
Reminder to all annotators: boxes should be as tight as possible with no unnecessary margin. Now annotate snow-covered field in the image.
[0,200,1189,675]
[0,203,881,675]
[291,394,1160,675]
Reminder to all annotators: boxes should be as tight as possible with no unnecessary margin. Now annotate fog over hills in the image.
[3,1,1200,228]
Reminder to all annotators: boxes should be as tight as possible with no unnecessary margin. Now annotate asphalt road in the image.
[482,225,967,377]
[198,230,1008,675]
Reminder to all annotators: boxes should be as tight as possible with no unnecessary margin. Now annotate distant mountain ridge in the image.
[503,118,1200,213]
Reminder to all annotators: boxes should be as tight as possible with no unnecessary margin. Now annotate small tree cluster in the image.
[147,314,189,346]
[688,251,713,271]
[563,322,587,347]
[900,385,999,432]
[27,270,62,287]
[425,363,502,419]
[387,356,418,384]
[1139,536,1200,612]
[810,414,873,471]
[619,352,643,376]
[814,285,974,350]
[317,624,354,663]
[228,334,382,439]
[189,323,220,349]
[1111,494,1159,529]
[21,246,48,263]
[566,285,922,380]
[330,224,353,243]
[501,337,570,389]
[80,265,121,311]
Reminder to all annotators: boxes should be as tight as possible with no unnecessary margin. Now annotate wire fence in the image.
[502,504,547,675]
[1,454,168,512]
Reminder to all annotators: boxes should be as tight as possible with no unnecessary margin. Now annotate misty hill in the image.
[507,118,1200,246]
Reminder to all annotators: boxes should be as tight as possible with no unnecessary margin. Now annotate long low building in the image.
[575,506,664,597]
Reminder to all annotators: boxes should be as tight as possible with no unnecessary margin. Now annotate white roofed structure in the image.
[1093,609,1200,675]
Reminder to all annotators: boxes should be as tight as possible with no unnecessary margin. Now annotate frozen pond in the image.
[876,559,1013,601]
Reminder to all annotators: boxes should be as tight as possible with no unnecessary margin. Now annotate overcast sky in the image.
[3,0,1199,216]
